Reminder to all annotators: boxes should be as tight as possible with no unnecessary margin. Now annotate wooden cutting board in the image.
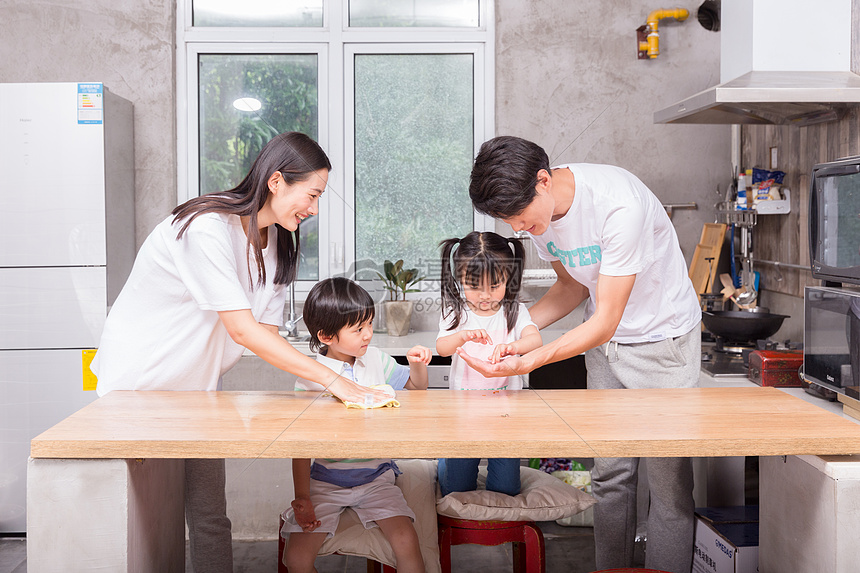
[689,223,727,295]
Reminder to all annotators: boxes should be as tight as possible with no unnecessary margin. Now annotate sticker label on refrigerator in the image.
[77,83,103,124]
[82,349,98,391]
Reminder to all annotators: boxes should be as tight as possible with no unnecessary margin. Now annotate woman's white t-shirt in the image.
[530,163,700,343]
[92,212,288,395]
[437,303,536,390]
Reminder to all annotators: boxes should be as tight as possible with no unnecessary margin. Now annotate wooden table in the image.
[27,387,860,573]
[31,387,860,459]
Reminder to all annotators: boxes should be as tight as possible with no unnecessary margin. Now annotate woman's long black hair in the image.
[439,231,526,333]
[171,132,331,287]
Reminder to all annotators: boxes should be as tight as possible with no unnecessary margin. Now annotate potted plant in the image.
[376,259,424,336]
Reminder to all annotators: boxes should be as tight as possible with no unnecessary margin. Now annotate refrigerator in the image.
[0,82,134,533]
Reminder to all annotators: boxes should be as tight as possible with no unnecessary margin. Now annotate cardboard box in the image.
[693,507,759,573]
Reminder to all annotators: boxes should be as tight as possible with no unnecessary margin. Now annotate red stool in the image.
[591,567,667,573]
[278,514,395,573]
[437,515,546,573]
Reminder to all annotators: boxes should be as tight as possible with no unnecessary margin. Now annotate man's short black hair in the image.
[303,277,375,353]
[469,136,550,219]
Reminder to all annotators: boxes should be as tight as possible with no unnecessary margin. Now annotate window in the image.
[177,0,494,290]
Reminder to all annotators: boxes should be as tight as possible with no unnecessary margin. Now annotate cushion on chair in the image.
[284,458,441,573]
[436,465,596,522]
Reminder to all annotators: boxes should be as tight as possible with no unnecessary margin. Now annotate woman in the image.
[91,132,388,573]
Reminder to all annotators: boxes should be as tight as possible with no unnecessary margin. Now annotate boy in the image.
[282,277,431,573]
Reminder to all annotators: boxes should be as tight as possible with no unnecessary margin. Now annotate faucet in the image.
[284,282,302,339]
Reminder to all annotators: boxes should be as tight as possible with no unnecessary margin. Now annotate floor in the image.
[0,522,644,572]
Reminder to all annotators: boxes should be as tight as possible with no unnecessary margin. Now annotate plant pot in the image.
[384,300,413,337]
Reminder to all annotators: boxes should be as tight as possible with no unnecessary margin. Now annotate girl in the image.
[91,132,387,573]
[435,231,542,497]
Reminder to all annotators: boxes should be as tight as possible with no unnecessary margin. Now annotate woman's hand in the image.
[461,329,492,346]
[489,343,518,364]
[407,345,432,365]
[291,496,321,532]
[326,375,390,403]
[456,346,524,378]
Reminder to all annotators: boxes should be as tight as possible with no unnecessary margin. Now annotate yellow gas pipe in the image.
[639,8,689,58]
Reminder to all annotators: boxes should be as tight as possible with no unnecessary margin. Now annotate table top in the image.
[30,387,860,460]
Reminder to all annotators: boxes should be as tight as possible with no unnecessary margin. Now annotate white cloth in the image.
[530,164,700,344]
[437,304,536,390]
[294,346,409,392]
[92,212,287,395]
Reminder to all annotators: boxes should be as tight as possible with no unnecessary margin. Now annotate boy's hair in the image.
[439,231,525,333]
[469,136,551,220]
[304,277,375,353]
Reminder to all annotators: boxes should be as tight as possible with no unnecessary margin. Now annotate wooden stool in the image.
[437,515,545,573]
[278,514,395,573]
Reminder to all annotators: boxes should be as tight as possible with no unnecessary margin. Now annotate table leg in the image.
[27,457,184,572]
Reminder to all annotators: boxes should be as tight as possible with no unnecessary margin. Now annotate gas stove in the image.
[701,345,749,377]
[700,336,783,378]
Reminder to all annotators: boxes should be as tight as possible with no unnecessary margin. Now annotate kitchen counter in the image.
[250,329,573,357]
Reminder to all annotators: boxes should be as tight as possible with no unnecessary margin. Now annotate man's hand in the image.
[489,343,517,363]
[291,497,321,532]
[406,345,432,365]
[456,346,524,378]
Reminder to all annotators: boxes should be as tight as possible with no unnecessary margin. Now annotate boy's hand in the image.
[461,329,492,345]
[291,496,321,532]
[407,345,432,365]
[490,343,517,363]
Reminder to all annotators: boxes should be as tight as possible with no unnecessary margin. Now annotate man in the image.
[460,136,701,573]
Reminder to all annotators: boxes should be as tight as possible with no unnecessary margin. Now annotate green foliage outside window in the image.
[198,54,320,279]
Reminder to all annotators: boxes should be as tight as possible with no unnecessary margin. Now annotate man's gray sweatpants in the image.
[585,325,701,573]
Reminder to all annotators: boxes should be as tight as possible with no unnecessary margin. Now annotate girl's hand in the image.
[326,376,390,404]
[456,347,524,378]
[490,343,518,363]
[461,329,492,346]
[407,345,432,365]
[291,497,321,532]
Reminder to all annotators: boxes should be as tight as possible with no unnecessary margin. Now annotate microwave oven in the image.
[803,286,860,398]
[809,155,860,286]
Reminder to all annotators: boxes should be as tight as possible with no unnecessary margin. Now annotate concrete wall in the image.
[495,1,730,251]
[493,1,730,329]
[0,0,177,248]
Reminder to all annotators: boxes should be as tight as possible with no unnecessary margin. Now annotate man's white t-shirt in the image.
[92,212,287,395]
[437,303,536,390]
[530,163,700,343]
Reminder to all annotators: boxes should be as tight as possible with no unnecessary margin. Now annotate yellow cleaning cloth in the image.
[325,384,400,409]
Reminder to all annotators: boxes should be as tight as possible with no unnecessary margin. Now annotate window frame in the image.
[177,0,495,292]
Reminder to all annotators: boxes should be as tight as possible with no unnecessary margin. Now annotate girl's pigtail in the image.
[439,238,465,331]
[503,236,526,332]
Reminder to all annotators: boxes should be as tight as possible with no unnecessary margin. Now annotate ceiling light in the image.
[233,97,262,112]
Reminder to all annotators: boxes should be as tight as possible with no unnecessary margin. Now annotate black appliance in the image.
[809,155,860,286]
[803,286,860,399]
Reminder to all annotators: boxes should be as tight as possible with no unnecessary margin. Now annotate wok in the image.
[702,310,788,343]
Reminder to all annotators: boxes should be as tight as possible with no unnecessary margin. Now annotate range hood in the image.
[655,0,860,125]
